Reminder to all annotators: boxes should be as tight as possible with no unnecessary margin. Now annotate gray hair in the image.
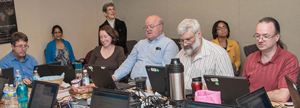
[177,18,201,35]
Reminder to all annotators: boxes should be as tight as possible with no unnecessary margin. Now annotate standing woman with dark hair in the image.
[45,25,76,65]
[211,20,241,72]
[89,25,126,75]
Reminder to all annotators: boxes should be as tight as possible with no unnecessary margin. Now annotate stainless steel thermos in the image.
[168,58,185,100]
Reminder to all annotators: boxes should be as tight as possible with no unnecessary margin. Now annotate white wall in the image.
[0,0,112,64]
[114,0,300,75]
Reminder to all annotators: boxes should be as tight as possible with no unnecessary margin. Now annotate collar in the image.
[256,44,282,64]
[215,37,233,52]
[147,33,165,43]
[9,51,28,62]
[107,18,115,28]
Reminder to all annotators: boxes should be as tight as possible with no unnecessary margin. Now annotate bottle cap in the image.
[75,63,82,69]
[83,69,87,72]
[192,77,202,82]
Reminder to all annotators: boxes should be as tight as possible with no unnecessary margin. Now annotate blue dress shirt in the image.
[0,51,39,81]
[113,33,179,86]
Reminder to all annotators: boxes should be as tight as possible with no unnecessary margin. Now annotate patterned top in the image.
[55,47,71,65]
[176,37,234,89]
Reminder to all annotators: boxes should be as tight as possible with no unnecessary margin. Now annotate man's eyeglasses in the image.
[143,24,161,30]
[15,45,29,49]
[179,36,195,45]
[253,33,277,41]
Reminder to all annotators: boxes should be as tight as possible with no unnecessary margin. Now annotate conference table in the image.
[0,84,295,108]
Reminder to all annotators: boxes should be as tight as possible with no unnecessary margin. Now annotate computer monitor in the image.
[0,76,9,98]
[34,61,61,77]
[84,64,131,90]
[285,75,300,107]
[184,100,240,108]
[90,88,131,108]
[48,65,75,84]
[204,75,250,106]
[236,87,273,108]
[1,67,14,84]
[28,81,59,108]
[145,65,170,97]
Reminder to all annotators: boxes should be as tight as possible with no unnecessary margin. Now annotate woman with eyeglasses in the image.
[88,25,126,75]
[45,25,76,65]
[211,20,241,73]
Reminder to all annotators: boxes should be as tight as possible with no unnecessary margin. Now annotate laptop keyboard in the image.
[115,82,132,90]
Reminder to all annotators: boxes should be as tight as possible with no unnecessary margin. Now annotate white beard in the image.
[182,36,201,56]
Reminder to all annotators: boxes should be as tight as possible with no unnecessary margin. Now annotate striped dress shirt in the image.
[176,37,234,89]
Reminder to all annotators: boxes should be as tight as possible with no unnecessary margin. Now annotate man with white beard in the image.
[175,18,234,90]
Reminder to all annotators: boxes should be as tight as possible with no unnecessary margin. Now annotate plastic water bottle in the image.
[82,69,90,86]
[15,70,22,87]
[16,83,28,108]
[33,69,40,81]
[75,63,83,85]
[3,84,10,108]
[9,84,17,108]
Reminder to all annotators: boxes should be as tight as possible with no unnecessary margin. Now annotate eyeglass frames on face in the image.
[253,33,277,41]
[143,24,161,30]
[14,45,29,49]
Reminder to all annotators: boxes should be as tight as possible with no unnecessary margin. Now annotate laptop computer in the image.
[90,88,131,108]
[204,75,250,106]
[236,87,273,108]
[0,76,9,98]
[146,65,170,97]
[1,67,14,84]
[28,81,60,108]
[84,64,131,90]
[184,100,240,108]
[48,65,75,84]
[34,61,61,77]
[285,75,300,107]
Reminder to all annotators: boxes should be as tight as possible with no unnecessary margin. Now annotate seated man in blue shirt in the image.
[112,15,179,89]
[0,32,38,85]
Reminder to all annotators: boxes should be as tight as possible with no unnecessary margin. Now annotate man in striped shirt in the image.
[243,17,299,102]
[176,18,234,90]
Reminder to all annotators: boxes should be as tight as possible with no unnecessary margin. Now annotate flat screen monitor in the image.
[28,81,59,108]
[90,88,131,108]
[236,87,273,108]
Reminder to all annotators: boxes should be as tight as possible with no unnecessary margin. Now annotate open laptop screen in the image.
[1,67,13,84]
[34,61,61,77]
[28,81,59,108]
[146,65,169,97]
[185,100,238,108]
[204,75,249,105]
[90,88,130,108]
[236,87,273,108]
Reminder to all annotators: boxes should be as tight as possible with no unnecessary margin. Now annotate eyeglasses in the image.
[107,8,115,12]
[54,31,61,34]
[14,45,29,49]
[143,24,161,30]
[217,26,227,30]
[179,35,195,45]
[253,33,277,41]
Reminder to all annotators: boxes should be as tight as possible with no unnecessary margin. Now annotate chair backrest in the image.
[243,44,259,57]
[85,50,94,64]
[171,38,182,51]
[126,40,137,55]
